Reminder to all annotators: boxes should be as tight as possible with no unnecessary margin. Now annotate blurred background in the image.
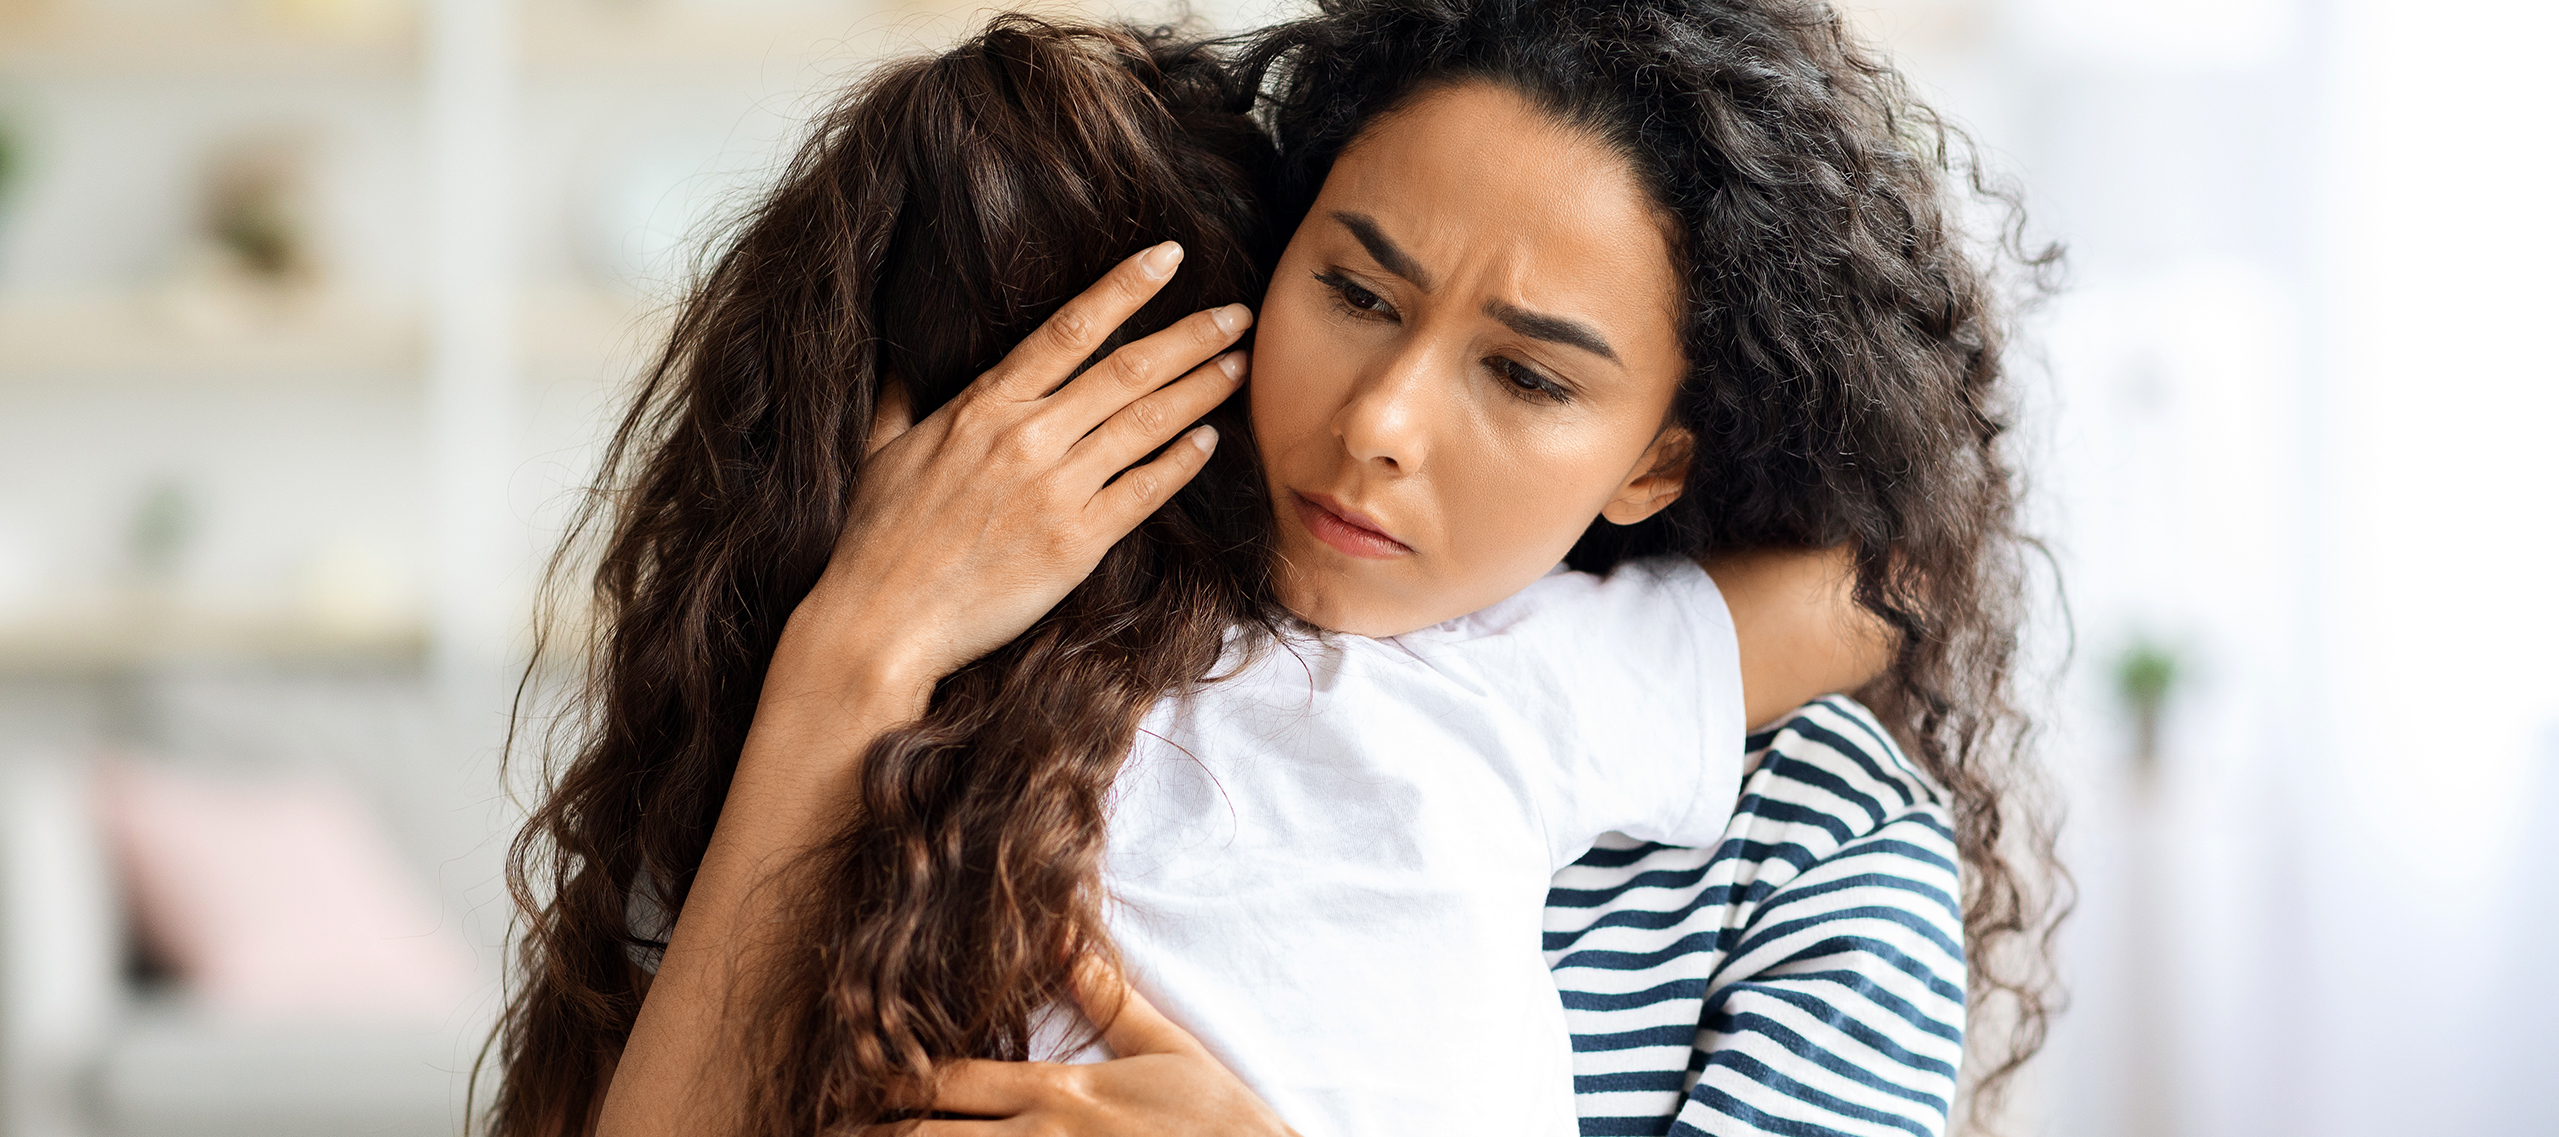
[0,0,2549,1134]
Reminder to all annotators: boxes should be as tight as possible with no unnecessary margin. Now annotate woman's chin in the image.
[1273,531,1572,639]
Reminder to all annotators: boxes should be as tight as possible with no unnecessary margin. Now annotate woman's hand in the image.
[899,960,1302,1137]
[775,241,1252,707]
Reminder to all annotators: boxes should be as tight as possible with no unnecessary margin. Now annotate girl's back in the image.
[1093,559,1747,1135]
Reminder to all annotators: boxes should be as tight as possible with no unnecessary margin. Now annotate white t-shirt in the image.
[1052,555,1746,1137]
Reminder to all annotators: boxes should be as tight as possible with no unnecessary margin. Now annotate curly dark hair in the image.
[1237,0,2064,1123]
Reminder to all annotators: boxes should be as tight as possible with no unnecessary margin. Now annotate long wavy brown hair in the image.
[492,2,2063,1134]
[489,18,1284,1135]
[1234,0,2066,1124]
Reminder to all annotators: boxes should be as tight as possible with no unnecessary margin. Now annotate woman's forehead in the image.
[1313,83,1686,369]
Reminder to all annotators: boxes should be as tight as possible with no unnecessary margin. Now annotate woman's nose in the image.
[1332,344,1437,474]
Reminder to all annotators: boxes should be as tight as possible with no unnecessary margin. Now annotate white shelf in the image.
[0,13,418,80]
[0,287,667,384]
[0,0,1101,693]
[526,284,677,376]
[0,605,428,678]
[0,4,996,81]
[0,292,418,382]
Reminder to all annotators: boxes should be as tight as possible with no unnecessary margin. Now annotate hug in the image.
[492,1,2055,1134]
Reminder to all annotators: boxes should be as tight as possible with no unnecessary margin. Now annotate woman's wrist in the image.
[723,600,937,798]
[770,589,939,713]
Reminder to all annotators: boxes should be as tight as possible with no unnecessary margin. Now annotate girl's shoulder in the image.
[1405,555,1716,646]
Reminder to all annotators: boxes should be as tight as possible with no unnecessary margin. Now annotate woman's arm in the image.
[595,244,1255,1137]
[601,665,924,1134]
[904,961,1301,1137]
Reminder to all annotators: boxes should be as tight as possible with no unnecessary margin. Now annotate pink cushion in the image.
[94,761,478,1023]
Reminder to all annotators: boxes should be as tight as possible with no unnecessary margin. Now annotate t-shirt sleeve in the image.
[1519,557,1747,866]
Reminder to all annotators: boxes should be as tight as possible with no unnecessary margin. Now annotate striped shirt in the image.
[1547,696,1966,1137]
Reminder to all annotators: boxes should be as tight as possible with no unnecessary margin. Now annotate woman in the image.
[1217,3,2056,1132]
[493,1,2053,1134]
[881,4,2051,1131]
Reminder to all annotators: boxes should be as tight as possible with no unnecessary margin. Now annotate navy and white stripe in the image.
[1547,696,1966,1137]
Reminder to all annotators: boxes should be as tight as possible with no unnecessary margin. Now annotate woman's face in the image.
[1251,81,1694,637]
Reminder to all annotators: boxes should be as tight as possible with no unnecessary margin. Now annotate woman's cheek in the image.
[1439,444,1552,566]
[1247,368,1316,478]
[1246,304,1334,458]
[1469,433,1615,563]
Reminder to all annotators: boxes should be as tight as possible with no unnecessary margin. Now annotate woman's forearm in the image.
[595,605,933,1137]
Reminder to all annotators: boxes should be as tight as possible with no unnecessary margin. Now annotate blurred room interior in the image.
[0,0,2550,1135]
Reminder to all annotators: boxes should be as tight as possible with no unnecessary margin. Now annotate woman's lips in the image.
[1292,491,1412,560]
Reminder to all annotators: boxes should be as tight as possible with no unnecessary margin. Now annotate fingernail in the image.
[1218,351,1247,379]
[1212,303,1251,334]
[1142,242,1184,279]
[1188,424,1219,454]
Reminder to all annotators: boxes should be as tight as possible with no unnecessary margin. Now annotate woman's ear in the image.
[1601,424,1692,525]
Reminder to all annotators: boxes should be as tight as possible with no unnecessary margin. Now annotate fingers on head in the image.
[1066,356,1243,478]
[1009,243,1184,385]
[1037,302,1105,361]
[1090,424,1217,532]
[1087,305,1252,398]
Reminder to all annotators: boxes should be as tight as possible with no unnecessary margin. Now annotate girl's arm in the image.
[596,245,1255,1137]
[1704,546,1898,730]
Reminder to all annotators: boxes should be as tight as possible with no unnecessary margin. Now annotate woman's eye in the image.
[1490,357,1570,403]
[1314,270,1395,319]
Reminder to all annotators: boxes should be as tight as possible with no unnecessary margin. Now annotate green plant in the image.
[2116,636,2181,772]
[2117,638,2178,713]
[127,480,195,583]
[0,112,19,206]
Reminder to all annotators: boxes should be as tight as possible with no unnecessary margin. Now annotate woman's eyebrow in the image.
[1483,298,1618,363]
[1330,211,1434,290]
[1330,209,1617,363]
